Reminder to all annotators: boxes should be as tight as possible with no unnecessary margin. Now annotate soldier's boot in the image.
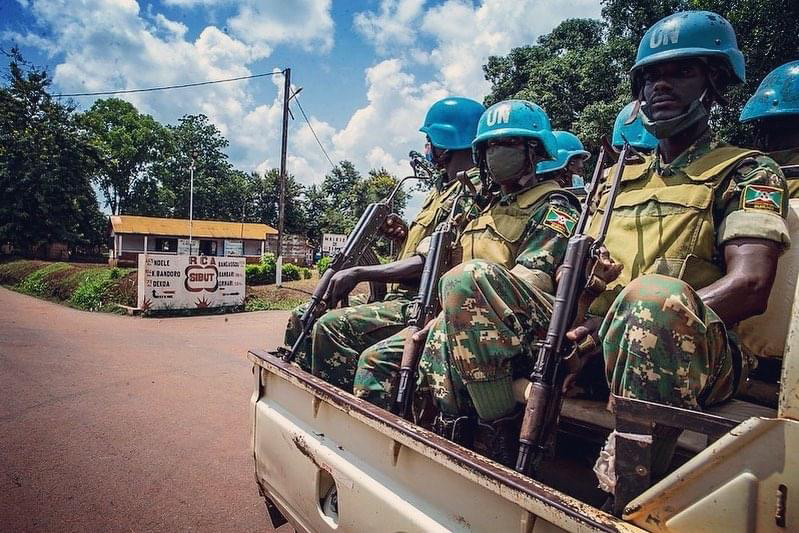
[432,412,476,449]
[474,407,523,468]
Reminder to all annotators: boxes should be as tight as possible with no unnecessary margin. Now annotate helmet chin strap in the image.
[518,142,538,187]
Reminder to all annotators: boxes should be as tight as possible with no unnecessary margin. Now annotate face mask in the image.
[640,90,708,139]
[486,145,529,183]
[571,174,585,188]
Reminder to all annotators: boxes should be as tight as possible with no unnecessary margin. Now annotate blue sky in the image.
[2,0,602,217]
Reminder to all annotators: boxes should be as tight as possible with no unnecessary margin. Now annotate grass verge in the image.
[0,259,135,312]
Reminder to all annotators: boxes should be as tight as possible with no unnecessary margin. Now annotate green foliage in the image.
[281,263,301,282]
[317,255,332,276]
[0,260,47,285]
[245,296,305,312]
[245,254,301,284]
[69,269,117,311]
[301,267,312,280]
[0,49,105,253]
[18,262,70,296]
[483,0,799,151]
[78,98,167,215]
[245,262,276,285]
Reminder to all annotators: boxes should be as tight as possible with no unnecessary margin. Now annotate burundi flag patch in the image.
[543,206,578,237]
[741,185,784,215]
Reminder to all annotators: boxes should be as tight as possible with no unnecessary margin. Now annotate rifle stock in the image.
[515,141,631,475]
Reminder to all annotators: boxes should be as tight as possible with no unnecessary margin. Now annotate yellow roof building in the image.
[110,215,277,240]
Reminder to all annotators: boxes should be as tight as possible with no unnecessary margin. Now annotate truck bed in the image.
[249,349,642,533]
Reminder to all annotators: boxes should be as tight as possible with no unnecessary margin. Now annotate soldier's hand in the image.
[562,316,603,396]
[380,214,408,242]
[590,246,623,285]
[411,318,435,344]
[321,269,359,309]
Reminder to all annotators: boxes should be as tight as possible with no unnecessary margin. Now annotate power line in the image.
[53,71,282,97]
[293,94,336,169]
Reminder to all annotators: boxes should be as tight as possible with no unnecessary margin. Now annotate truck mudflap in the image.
[249,349,641,533]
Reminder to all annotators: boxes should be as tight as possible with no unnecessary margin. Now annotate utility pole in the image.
[276,68,290,286]
[189,150,197,254]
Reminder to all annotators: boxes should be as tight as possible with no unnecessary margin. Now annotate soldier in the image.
[611,101,658,153]
[560,11,790,493]
[740,60,799,197]
[402,99,581,465]
[536,131,591,188]
[286,97,486,390]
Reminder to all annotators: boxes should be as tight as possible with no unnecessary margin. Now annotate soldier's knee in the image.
[442,260,502,290]
[614,274,693,310]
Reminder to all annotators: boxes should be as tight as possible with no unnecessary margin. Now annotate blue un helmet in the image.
[537,131,590,174]
[419,97,486,150]
[612,102,658,151]
[472,99,557,163]
[630,11,746,98]
[740,61,799,123]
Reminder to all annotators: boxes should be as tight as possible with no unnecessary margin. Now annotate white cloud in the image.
[0,30,57,56]
[228,0,334,54]
[154,13,188,40]
[354,0,425,54]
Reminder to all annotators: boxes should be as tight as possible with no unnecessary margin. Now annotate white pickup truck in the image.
[249,201,799,532]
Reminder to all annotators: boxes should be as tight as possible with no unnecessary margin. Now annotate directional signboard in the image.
[137,253,245,311]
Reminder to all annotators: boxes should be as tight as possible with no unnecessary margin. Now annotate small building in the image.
[322,233,347,257]
[109,215,277,266]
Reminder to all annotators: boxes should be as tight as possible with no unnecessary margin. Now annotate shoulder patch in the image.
[543,206,578,237]
[741,184,784,215]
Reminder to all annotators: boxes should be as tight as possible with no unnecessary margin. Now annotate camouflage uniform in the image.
[406,180,579,420]
[768,149,799,198]
[592,134,790,474]
[291,170,483,390]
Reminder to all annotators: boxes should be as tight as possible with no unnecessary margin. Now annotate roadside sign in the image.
[137,253,245,311]
[177,238,199,255]
[224,240,244,256]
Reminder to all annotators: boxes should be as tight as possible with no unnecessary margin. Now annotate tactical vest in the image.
[458,180,563,268]
[589,146,759,316]
[397,169,480,261]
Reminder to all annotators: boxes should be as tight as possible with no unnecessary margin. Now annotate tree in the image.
[483,0,799,152]
[0,49,105,254]
[78,98,166,215]
[248,169,307,233]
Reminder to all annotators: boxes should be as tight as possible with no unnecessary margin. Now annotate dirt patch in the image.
[246,278,371,311]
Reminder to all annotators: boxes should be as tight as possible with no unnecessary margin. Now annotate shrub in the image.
[301,267,312,279]
[70,269,116,311]
[282,263,301,282]
[317,256,332,276]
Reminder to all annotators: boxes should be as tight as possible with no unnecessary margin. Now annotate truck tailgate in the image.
[249,350,641,533]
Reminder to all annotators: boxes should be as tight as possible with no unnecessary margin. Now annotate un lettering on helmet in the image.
[486,104,512,127]
[649,24,680,49]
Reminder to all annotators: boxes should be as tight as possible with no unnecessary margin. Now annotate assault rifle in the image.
[281,152,437,363]
[515,140,633,475]
[393,171,477,419]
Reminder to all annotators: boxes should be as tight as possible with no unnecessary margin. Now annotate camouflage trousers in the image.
[284,293,370,372]
[283,293,413,391]
[602,273,737,410]
[417,264,738,425]
[353,327,414,409]
[418,260,554,421]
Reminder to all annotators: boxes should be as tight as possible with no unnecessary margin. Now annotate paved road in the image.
[0,287,290,532]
